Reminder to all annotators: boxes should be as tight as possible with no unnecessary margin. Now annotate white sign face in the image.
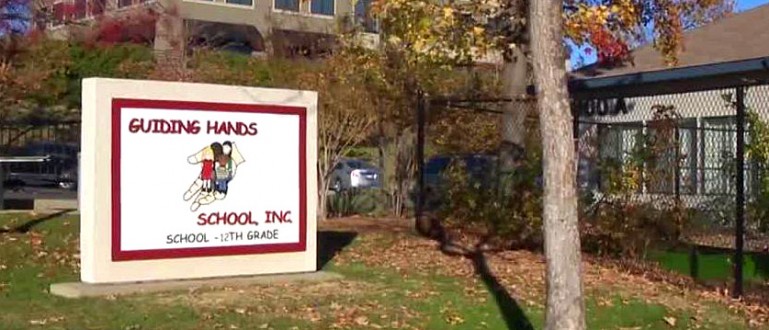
[114,101,306,260]
[80,78,317,283]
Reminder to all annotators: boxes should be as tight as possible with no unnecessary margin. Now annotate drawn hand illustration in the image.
[183,141,245,212]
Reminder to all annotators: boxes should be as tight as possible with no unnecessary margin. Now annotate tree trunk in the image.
[380,130,415,218]
[499,46,530,172]
[529,1,586,329]
[393,133,410,217]
[318,176,329,221]
[153,6,186,78]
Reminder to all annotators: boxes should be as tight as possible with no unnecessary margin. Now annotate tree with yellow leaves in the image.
[371,0,733,161]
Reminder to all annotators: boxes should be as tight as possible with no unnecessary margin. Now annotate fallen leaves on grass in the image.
[663,315,677,327]
[328,217,769,327]
[597,297,614,307]
[29,319,47,326]
[334,232,546,304]
[28,316,65,326]
[444,313,465,325]
[354,316,369,326]
[28,232,43,248]
[154,279,422,329]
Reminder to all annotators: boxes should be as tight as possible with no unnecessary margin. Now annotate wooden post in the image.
[415,90,426,223]
[0,163,5,210]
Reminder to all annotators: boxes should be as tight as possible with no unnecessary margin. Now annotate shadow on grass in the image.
[437,240,534,329]
[0,209,74,234]
[317,230,358,270]
[471,250,535,330]
[417,215,535,329]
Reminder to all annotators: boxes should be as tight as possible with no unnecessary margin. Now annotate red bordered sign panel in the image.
[111,99,307,261]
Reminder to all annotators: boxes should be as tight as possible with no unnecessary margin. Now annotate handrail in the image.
[0,156,51,163]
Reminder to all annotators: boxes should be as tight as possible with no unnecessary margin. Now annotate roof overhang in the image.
[568,56,769,100]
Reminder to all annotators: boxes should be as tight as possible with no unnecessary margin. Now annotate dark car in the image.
[4,142,79,190]
[415,154,543,211]
[417,154,498,210]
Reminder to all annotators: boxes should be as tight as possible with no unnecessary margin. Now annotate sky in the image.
[569,0,769,69]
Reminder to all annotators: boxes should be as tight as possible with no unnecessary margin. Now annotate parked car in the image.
[419,154,497,207]
[330,158,381,191]
[4,142,79,190]
[416,153,547,210]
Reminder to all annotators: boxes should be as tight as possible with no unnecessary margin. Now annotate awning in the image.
[568,56,769,100]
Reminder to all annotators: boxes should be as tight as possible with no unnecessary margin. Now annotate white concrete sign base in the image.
[80,78,318,284]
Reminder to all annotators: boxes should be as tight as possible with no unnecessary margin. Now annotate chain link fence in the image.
[574,82,769,296]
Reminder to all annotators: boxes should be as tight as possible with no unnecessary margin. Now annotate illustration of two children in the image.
[184,141,245,212]
[198,141,236,194]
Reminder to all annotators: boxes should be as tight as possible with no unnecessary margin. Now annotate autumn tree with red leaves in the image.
[85,8,158,45]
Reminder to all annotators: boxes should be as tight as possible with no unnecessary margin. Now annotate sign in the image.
[80,78,318,284]
[573,98,629,117]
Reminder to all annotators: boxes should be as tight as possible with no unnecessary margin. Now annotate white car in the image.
[330,159,381,191]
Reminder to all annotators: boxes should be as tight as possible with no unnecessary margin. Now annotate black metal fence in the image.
[573,76,769,297]
[0,120,81,152]
[0,120,81,185]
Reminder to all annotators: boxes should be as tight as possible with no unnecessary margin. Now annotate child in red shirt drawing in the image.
[184,142,246,212]
[200,147,215,192]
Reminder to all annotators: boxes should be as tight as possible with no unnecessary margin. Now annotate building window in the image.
[597,122,643,193]
[90,0,106,16]
[644,119,698,195]
[310,0,334,15]
[118,0,132,8]
[74,0,87,19]
[52,2,65,26]
[274,0,299,11]
[355,0,379,33]
[597,120,699,195]
[227,0,252,5]
[701,117,738,195]
[678,120,699,194]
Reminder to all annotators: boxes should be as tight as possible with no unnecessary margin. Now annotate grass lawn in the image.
[0,213,762,329]
[648,247,769,283]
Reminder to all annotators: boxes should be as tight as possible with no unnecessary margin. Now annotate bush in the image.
[581,194,688,257]
[437,155,543,249]
[580,133,690,257]
[326,188,388,218]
